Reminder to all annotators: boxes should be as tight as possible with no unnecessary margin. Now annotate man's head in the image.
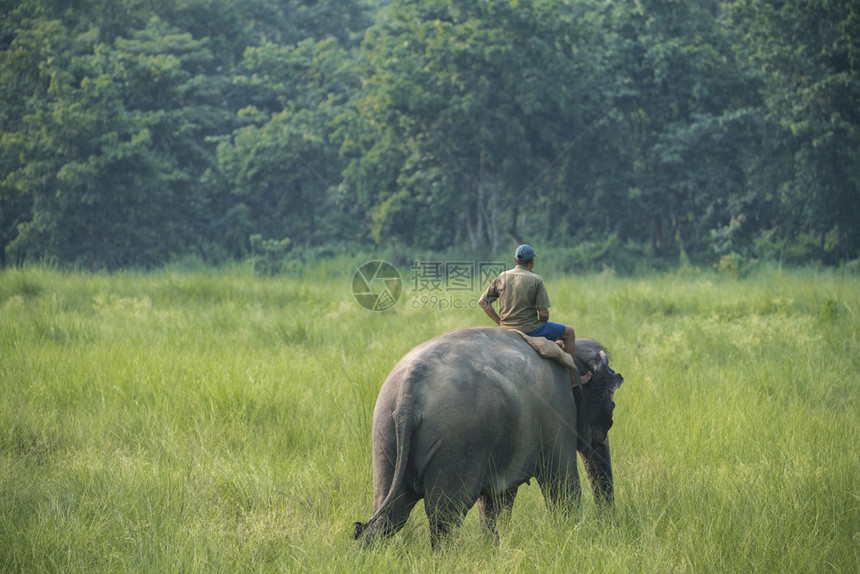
[515,244,535,267]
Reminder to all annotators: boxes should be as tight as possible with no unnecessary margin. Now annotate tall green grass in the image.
[1,263,858,572]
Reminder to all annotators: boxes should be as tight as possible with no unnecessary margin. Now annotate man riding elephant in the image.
[479,244,587,389]
[353,328,623,549]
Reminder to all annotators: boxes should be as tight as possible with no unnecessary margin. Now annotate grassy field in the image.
[1,262,858,572]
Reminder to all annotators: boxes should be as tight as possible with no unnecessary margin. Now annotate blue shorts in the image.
[525,321,567,341]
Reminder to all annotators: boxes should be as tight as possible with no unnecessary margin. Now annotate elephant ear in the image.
[587,350,608,378]
[578,348,607,385]
[603,351,624,395]
[596,350,623,394]
[590,350,606,375]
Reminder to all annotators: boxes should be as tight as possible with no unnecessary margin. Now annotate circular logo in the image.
[352,261,403,311]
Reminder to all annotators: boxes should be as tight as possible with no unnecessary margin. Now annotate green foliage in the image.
[536,234,653,277]
[729,0,860,263]
[716,253,744,280]
[217,36,359,251]
[248,234,292,276]
[676,249,701,277]
[0,0,369,269]
[0,0,858,270]
[342,0,614,252]
[0,266,858,571]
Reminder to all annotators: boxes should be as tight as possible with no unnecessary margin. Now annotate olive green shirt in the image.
[479,265,551,333]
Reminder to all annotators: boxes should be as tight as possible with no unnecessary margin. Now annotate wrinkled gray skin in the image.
[354,327,624,549]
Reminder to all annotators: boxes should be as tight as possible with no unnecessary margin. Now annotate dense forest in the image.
[1,0,858,272]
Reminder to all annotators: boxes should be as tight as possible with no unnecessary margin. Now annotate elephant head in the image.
[575,340,624,504]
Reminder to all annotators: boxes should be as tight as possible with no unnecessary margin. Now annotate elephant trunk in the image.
[580,440,613,505]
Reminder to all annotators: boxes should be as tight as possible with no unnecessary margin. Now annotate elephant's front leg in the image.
[477,488,517,543]
[537,446,582,514]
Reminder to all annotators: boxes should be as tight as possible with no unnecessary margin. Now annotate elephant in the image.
[353,326,624,549]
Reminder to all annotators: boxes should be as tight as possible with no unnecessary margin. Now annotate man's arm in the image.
[479,299,501,326]
[538,308,549,323]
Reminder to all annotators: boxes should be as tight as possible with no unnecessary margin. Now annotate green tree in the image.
[1,0,371,268]
[216,36,360,253]
[3,16,231,268]
[729,0,860,263]
[341,0,610,253]
[592,0,760,264]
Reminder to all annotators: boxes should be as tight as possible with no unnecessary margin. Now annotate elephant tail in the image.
[354,405,416,541]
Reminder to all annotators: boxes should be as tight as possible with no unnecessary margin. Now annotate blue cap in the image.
[515,244,536,261]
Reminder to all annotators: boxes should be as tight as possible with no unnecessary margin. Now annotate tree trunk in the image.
[484,179,500,253]
[650,212,662,253]
[90,232,101,273]
[837,223,843,264]
[508,206,522,246]
[466,151,502,253]
[468,154,486,250]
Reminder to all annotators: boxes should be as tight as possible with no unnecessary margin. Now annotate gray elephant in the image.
[354,326,624,549]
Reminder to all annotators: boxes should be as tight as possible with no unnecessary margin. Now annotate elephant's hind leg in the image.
[380,490,422,538]
[477,488,517,543]
[424,488,476,550]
